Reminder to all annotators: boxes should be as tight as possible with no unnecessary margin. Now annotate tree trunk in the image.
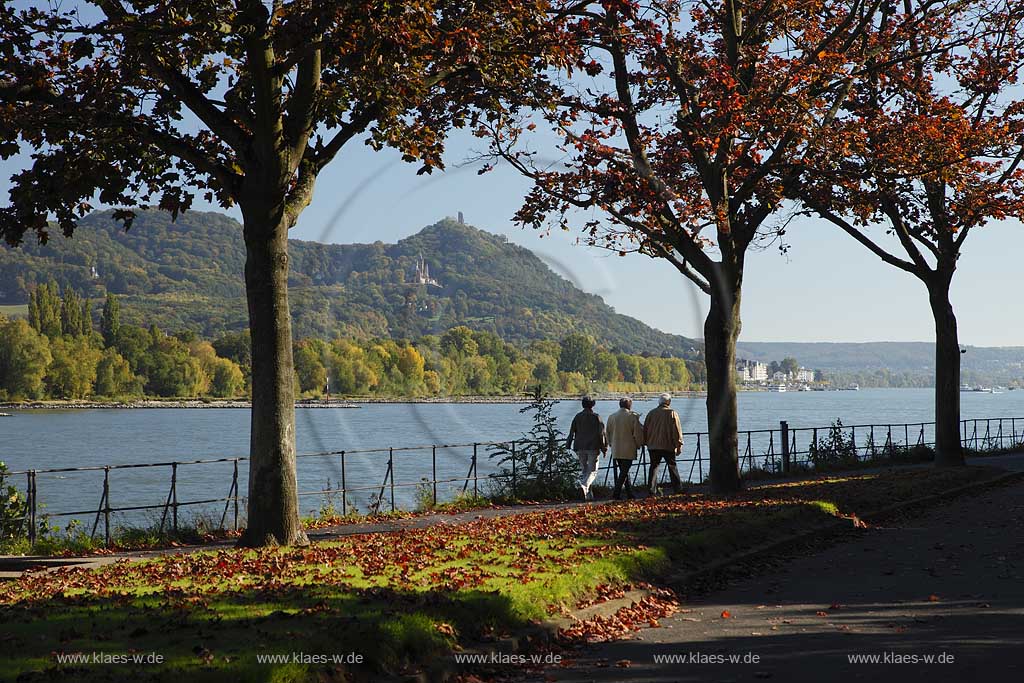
[704,278,743,493]
[928,275,964,467]
[237,204,309,547]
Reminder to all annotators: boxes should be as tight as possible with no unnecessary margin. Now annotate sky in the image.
[250,131,1024,348]
[2,3,1022,348]
[3,127,1023,348]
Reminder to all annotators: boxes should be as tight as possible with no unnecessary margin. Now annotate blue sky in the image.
[3,128,1022,347]
[2,0,1021,347]
[271,131,1024,348]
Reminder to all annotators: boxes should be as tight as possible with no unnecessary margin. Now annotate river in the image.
[3,388,1023,530]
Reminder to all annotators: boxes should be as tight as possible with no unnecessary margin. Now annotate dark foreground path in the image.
[532,473,1024,683]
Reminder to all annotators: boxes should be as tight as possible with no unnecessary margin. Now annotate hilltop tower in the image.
[458,211,465,224]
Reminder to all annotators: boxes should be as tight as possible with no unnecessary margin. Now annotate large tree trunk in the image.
[237,203,309,547]
[704,277,743,493]
[928,275,964,467]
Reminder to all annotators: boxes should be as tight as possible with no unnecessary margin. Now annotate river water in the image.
[3,388,1023,529]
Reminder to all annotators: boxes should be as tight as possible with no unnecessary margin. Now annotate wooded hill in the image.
[0,210,699,357]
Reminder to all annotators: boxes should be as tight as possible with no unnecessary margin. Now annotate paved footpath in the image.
[529,463,1024,683]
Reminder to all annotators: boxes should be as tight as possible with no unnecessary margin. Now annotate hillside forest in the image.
[0,283,697,402]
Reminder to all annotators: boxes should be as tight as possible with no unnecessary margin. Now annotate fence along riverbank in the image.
[5,416,1022,547]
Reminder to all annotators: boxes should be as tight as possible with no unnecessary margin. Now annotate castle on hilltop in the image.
[415,253,441,287]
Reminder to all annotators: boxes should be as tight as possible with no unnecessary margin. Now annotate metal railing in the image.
[5,416,1023,547]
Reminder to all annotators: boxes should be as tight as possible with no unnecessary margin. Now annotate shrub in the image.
[0,461,28,546]
[808,419,860,469]
[487,386,580,501]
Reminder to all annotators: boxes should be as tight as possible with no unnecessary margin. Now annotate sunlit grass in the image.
[0,466,995,681]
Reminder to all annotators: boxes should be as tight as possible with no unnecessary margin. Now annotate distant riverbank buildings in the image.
[737,360,816,385]
[736,359,769,383]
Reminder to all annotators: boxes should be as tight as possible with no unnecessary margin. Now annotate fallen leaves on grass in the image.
[0,467,995,682]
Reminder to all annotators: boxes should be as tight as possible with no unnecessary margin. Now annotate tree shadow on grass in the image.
[1,582,533,682]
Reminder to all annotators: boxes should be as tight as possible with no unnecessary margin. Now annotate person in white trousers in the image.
[565,396,608,500]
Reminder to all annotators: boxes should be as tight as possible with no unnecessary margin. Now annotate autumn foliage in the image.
[486,0,920,493]
[798,0,1024,464]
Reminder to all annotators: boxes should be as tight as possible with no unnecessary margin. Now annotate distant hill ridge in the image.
[0,209,700,357]
[736,340,1024,382]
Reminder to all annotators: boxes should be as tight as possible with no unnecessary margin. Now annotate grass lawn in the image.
[0,304,28,318]
[0,466,998,682]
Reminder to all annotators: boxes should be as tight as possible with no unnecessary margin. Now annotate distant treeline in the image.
[0,283,700,401]
[823,368,1023,389]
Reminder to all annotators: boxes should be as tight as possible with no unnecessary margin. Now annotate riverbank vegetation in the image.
[0,285,696,403]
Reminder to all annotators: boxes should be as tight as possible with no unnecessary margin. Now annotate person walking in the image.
[565,396,607,501]
[606,397,644,500]
[644,393,684,495]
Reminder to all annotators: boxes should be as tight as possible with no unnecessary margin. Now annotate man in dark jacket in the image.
[565,396,607,500]
[644,393,684,495]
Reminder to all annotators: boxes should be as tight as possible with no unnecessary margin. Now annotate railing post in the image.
[511,441,517,499]
[171,462,178,533]
[696,433,703,483]
[472,443,479,498]
[232,459,239,531]
[852,425,858,459]
[389,447,395,513]
[27,470,36,545]
[780,421,790,474]
[340,451,347,516]
[103,466,111,547]
[432,445,438,507]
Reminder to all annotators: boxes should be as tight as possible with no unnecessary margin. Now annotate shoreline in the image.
[0,391,711,411]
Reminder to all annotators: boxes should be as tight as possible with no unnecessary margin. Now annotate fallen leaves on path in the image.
[560,590,681,644]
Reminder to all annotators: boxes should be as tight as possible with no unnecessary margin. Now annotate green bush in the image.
[487,387,580,501]
[808,419,860,469]
[0,461,28,546]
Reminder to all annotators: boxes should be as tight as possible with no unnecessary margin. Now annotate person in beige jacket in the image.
[643,393,684,495]
[606,397,644,499]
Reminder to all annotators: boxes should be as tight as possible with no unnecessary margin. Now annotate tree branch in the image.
[880,196,933,273]
[806,200,922,275]
[312,107,379,170]
[94,0,250,153]
[284,40,322,159]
